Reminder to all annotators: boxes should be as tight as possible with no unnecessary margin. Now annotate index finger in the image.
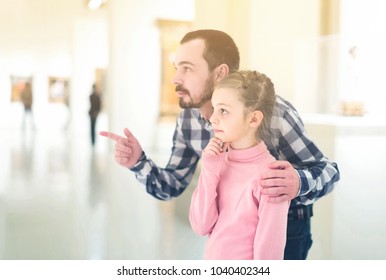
[99,131,122,142]
[210,137,223,147]
[261,169,286,180]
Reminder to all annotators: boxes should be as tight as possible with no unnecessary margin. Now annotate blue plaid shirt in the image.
[131,96,340,206]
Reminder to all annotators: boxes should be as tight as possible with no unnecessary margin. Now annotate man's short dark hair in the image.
[180,29,240,72]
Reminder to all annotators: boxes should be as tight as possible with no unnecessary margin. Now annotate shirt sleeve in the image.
[130,114,200,200]
[253,185,290,260]
[269,97,341,205]
[189,152,224,236]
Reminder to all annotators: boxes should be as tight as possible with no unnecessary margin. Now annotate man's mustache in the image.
[175,85,189,94]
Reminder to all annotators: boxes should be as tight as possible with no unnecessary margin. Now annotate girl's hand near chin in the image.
[203,137,228,156]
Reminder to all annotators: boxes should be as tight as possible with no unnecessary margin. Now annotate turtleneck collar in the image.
[226,141,268,164]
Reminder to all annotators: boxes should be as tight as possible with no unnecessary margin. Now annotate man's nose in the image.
[172,71,181,85]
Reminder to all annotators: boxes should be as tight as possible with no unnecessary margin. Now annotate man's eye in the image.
[183,66,191,72]
[220,109,227,114]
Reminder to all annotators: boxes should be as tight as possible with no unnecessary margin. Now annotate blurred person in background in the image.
[21,81,34,129]
[89,83,101,146]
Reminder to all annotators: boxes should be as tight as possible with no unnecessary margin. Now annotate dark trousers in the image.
[90,117,97,145]
[284,205,313,260]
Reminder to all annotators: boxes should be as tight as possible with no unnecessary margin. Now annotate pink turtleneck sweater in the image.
[189,141,289,260]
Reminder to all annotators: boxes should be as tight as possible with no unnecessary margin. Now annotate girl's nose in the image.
[209,112,216,124]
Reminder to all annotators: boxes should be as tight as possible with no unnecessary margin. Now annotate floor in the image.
[0,125,206,260]
[2,116,386,260]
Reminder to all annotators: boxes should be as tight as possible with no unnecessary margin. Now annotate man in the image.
[89,84,101,146]
[21,81,34,129]
[100,29,340,259]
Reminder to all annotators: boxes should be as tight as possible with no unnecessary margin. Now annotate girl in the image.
[189,70,290,260]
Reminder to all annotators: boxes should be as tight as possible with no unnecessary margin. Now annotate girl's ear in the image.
[213,64,229,84]
[249,110,263,128]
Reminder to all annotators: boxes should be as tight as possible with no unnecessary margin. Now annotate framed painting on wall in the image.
[48,77,70,105]
[95,68,106,95]
[10,76,33,102]
[156,19,192,121]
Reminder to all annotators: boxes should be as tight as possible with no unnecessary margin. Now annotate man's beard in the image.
[177,78,214,109]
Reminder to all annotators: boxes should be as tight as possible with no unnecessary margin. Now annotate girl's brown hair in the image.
[215,70,276,139]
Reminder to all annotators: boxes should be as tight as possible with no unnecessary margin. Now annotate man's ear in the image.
[213,64,229,84]
[249,110,264,128]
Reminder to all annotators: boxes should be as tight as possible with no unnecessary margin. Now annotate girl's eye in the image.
[220,108,227,115]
